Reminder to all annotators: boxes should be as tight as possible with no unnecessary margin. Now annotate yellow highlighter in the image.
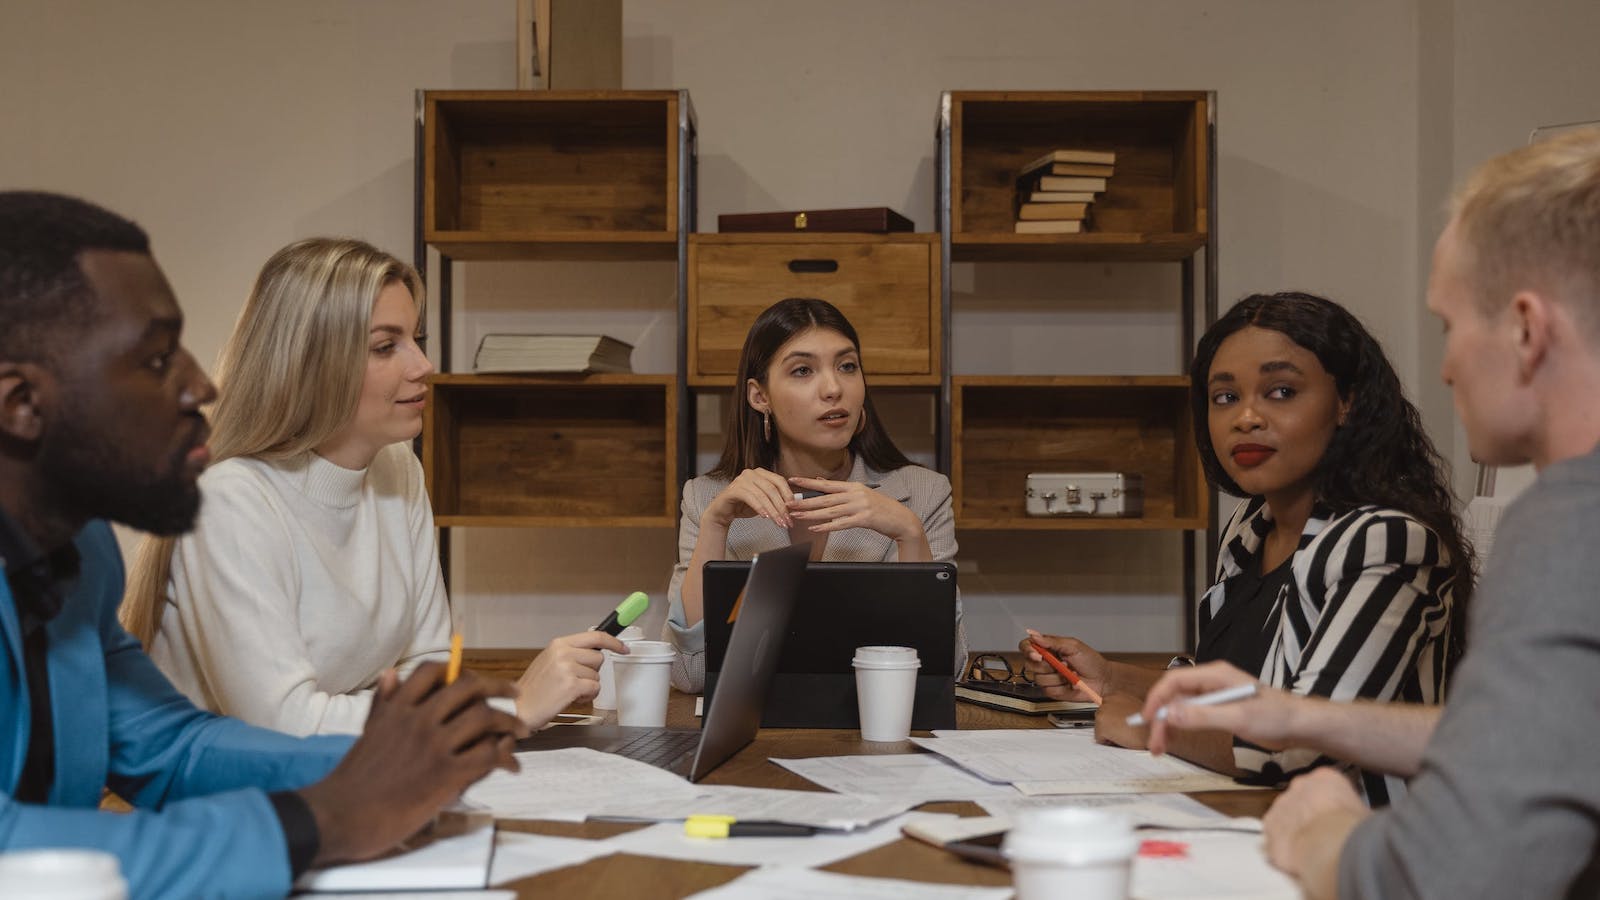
[445,632,463,685]
[684,814,817,838]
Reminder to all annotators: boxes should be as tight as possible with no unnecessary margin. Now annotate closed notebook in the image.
[954,679,1097,716]
[472,333,634,374]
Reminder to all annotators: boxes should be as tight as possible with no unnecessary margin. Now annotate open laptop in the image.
[702,561,958,730]
[514,542,808,782]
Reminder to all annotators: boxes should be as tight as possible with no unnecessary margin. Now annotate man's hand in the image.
[1262,768,1369,899]
[298,662,525,865]
[1142,661,1302,756]
[515,630,627,728]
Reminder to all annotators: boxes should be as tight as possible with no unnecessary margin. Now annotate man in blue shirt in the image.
[0,191,527,897]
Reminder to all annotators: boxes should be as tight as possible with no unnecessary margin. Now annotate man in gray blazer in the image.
[1137,129,1600,898]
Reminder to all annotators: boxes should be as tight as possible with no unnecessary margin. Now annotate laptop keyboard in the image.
[613,729,700,772]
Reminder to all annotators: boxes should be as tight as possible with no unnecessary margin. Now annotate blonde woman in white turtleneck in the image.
[121,238,624,736]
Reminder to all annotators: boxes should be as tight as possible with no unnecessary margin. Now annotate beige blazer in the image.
[662,455,962,692]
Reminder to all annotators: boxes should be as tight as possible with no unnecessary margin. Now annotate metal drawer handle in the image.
[787,259,839,274]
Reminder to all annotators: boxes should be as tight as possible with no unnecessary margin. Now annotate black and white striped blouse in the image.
[1199,497,1460,806]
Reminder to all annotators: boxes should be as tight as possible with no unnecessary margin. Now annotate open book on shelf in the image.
[473,333,635,374]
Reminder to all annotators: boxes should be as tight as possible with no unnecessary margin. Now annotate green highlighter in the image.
[592,591,649,636]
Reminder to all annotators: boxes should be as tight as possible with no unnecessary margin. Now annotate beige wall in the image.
[3,1,1595,651]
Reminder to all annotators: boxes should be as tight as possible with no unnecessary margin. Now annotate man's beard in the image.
[37,416,203,536]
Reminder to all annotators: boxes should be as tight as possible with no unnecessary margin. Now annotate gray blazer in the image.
[662,456,963,692]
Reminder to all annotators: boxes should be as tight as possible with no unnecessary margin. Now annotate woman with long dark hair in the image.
[664,297,960,692]
[1025,291,1472,806]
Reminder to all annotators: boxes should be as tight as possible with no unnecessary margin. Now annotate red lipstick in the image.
[1230,443,1275,467]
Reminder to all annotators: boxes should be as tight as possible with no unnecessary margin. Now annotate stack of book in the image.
[1013,148,1116,234]
[472,333,634,374]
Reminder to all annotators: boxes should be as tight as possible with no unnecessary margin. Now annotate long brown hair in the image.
[709,298,911,478]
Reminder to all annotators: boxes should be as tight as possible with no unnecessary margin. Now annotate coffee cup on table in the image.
[593,625,645,711]
[0,849,128,900]
[1003,807,1139,900]
[852,645,920,741]
[611,639,675,726]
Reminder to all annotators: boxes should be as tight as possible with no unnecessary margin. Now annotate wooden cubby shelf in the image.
[687,233,941,388]
[422,374,678,528]
[948,90,1209,263]
[950,376,1207,531]
[423,90,683,261]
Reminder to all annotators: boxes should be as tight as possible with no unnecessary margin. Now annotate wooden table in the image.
[468,650,1275,898]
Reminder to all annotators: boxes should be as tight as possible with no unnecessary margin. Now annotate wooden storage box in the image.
[948,91,1209,261]
[687,233,941,387]
[951,376,1206,530]
[423,374,677,527]
[423,90,681,260]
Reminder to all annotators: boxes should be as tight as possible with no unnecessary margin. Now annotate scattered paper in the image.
[913,730,1254,794]
[462,747,702,822]
[978,792,1262,832]
[296,824,493,893]
[772,754,1021,804]
[685,866,1013,899]
[593,784,915,831]
[488,831,616,885]
[301,893,512,899]
[1132,829,1297,899]
[603,812,956,869]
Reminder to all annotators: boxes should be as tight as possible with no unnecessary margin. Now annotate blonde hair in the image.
[1451,127,1600,332]
[121,237,424,645]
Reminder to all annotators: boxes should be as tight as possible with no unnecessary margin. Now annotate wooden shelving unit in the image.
[951,376,1204,531]
[687,232,941,388]
[936,90,1218,643]
[423,374,677,528]
[414,90,696,578]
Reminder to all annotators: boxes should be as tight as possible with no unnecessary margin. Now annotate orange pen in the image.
[1029,640,1104,706]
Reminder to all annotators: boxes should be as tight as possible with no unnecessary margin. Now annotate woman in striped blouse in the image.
[1024,291,1472,805]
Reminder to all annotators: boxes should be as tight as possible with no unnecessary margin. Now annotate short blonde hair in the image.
[1451,127,1600,331]
[121,237,424,645]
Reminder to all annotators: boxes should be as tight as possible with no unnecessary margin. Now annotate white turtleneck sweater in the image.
[150,442,451,735]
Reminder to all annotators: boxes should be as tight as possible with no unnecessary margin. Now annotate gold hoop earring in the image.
[763,411,772,442]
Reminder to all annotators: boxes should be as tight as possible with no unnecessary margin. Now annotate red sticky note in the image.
[1139,839,1190,858]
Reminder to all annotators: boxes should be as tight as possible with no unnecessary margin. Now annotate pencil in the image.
[1029,640,1104,706]
[445,632,463,685]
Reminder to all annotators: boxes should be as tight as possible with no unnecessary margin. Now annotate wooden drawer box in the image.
[687,233,941,387]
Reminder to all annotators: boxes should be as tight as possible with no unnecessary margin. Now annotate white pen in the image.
[1126,682,1259,727]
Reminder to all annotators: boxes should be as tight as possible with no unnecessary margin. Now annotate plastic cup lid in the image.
[1002,807,1139,864]
[613,639,674,661]
[0,849,125,889]
[854,645,918,663]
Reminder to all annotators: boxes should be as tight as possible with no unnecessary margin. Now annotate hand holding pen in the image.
[1020,629,1109,706]
[1140,661,1295,757]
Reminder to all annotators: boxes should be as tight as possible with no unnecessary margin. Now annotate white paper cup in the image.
[853,645,920,742]
[1003,807,1139,900]
[612,639,675,726]
[593,625,645,710]
[0,849,128,900]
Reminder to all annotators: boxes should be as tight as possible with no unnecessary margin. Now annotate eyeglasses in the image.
[967,653,1035,685]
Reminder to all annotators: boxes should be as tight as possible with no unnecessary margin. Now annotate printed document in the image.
[911,730,1255,794]
[771,753,1021,803]
[685,866,1013,899]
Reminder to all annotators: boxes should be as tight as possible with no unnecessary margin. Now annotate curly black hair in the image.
[0,191,150,365]
[1190,291,1475,662]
